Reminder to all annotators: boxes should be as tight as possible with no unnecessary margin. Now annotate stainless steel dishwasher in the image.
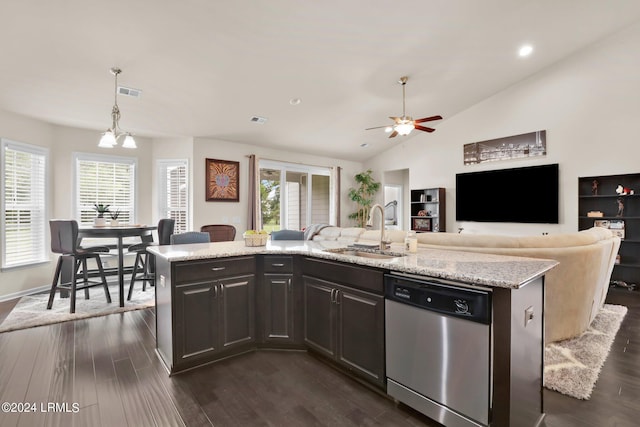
[385,273,492,427]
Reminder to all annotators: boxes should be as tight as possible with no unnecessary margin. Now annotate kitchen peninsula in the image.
[148,240,557,427]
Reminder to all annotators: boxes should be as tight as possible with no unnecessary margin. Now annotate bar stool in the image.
[48,220,112,313]
[127,218,175,300]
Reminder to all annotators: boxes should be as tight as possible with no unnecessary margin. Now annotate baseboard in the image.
[0,284,50,303]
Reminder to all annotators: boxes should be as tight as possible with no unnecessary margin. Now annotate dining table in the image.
[78,224,157,308]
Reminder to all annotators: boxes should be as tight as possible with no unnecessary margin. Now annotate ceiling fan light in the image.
[384,126,393,133]
[99,130,117,147]
[122,134,137,148]
[395,122,414,136]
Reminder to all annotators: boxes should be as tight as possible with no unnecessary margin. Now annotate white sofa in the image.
[308,226,620,344]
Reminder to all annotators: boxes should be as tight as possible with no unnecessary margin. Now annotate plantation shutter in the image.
[75,154,136,225]
[1,139,48,268]
[158,160,189,234]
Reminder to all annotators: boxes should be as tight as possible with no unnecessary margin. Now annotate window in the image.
[259,160,333,231]
[157,159,189,234]
[1,139,49,268]
[74,153,136,225]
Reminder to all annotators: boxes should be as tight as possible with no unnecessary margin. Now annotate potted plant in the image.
[93,203,110,226]
[348,169,381,228]
[109,209,121,227]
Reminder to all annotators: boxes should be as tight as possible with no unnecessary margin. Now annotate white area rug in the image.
[544,303,627,400]
[0,283,154,333]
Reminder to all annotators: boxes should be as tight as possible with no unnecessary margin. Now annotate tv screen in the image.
[456,163,559,224]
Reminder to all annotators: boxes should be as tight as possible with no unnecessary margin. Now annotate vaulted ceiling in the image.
[2,0,640,160]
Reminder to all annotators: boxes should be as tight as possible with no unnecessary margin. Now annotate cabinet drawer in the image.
[175,256,255,283]
[262,255,293,273]
[302,258,384,294]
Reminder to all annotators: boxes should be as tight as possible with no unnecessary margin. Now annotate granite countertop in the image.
[148,240,558,289]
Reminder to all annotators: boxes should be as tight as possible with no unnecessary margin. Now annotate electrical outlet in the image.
[524,306,534,327]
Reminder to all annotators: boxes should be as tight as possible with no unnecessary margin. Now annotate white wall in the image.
[0,115,154,300]
[365,21,640,236]
[151,136,194,227]
[192,138,363,236]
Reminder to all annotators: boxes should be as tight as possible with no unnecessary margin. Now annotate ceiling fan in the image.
[366,76,442,138]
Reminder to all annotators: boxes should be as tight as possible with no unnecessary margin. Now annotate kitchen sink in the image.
[324,247,405,260]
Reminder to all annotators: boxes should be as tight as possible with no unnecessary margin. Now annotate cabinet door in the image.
[303,276,336,358]
[263,273,295,344]
[219,274,256,350]
[336,285,385,387]
[174,281,219,363]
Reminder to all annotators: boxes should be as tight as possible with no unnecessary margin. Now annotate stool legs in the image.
[93,254,111,303]
[47,254,111,313]
[128,252,153,300]
[47,257,65,310]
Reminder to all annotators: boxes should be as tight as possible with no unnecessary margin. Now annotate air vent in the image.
[250,116,268,124]
[118,86,142,98]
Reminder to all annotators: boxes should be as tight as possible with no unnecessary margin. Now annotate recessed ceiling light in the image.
[519,44,533,57]
[289,98,302,106]
[360,143,369,148]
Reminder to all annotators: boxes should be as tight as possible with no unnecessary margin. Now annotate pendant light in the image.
[98,67,137,148]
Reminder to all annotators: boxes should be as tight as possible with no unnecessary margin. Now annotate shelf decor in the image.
[206,158,239,202]
[412,217,432,232]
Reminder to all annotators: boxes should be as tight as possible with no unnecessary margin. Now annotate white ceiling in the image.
[2,0,640,161]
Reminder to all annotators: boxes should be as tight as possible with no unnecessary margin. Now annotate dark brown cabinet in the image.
[302,258,385,389]
[410,187,446,232]
[156,256,256,373]
[261,256,299,346]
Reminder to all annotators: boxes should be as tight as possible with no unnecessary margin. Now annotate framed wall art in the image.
[412,217,432,232]
[206,158,239,202]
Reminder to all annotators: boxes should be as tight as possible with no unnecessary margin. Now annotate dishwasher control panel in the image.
[385,274,491,324]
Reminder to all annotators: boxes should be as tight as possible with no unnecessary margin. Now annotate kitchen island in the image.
[149,240,557,427]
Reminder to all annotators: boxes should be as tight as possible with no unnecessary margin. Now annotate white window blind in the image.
[157,160,189,234]
[1,139,49,268]
[74,153,136,225]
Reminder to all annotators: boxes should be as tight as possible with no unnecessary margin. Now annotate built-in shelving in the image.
[579,173,640,285]
[410,188,445,233]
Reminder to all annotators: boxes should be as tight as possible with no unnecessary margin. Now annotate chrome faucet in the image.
[367,204,390,250]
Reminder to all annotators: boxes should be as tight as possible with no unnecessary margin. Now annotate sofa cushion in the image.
[358,229,407,244]
[416,232,521,248]
[416,227,614,249]
[311,226,343,241]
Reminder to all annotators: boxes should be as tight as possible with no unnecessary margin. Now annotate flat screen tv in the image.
[456,163,559,224]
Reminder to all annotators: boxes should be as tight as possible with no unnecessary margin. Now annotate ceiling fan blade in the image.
[415,125,436,133]
[389,116,401,123]
[415,115,443,123]
[388,130,398,138]
[365,125,390,131]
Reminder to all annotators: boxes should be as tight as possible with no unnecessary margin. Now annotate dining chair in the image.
[170,231,211,245]
[48,219,112,313]
[127,218,175,300]
[200,224,236,242]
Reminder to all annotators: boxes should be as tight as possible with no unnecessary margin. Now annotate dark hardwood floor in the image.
[0,288,637,427]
